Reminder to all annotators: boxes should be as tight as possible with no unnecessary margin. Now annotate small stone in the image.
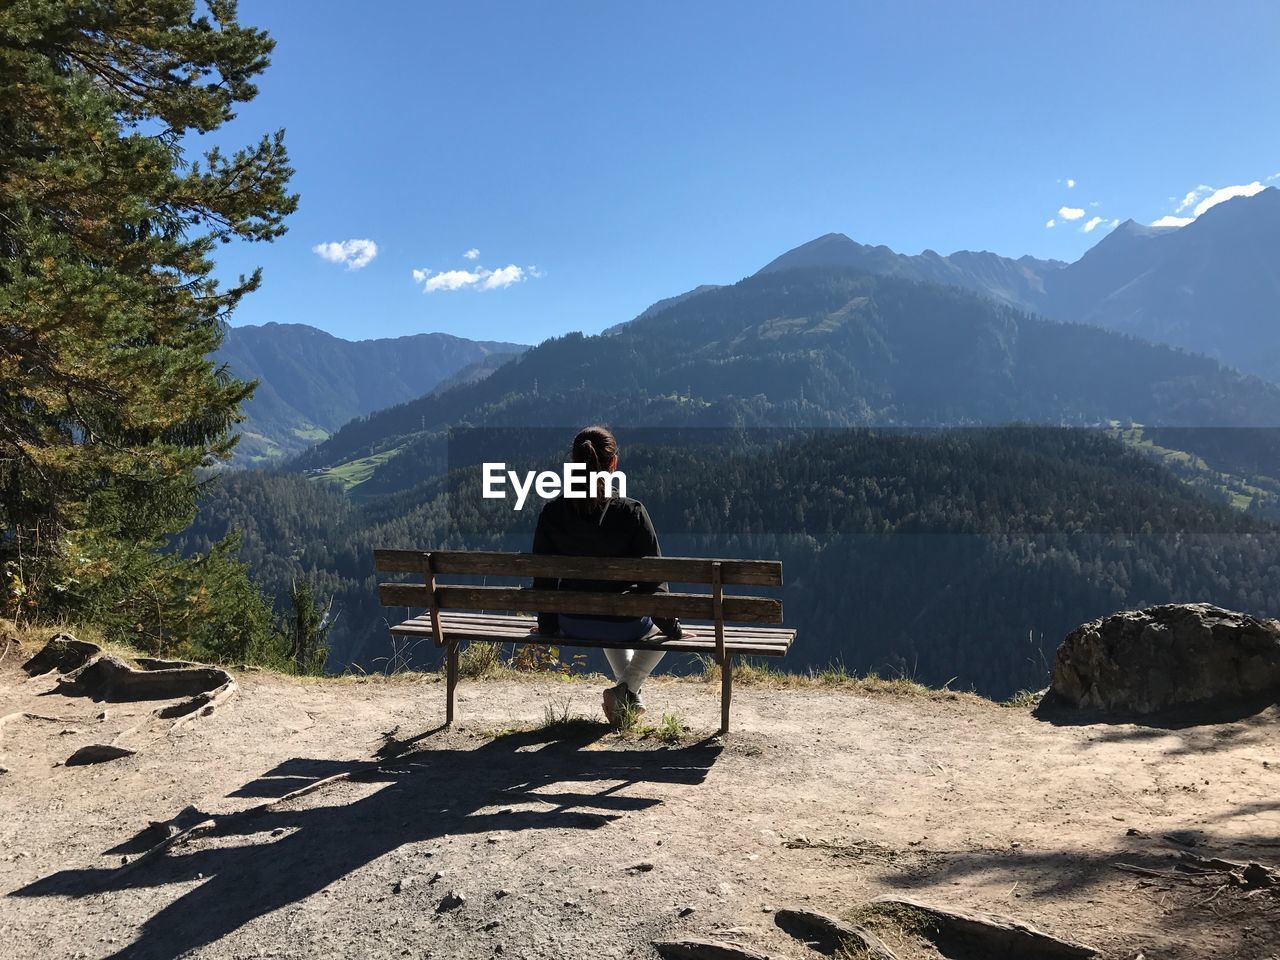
[65,743,136,766]
[482,920,501,931]
[430,871,445,884]
[495,888,511,899]
[437,890,465,912]
[393,877,414,893]
[678,906,697,918]
[627,862,655,873]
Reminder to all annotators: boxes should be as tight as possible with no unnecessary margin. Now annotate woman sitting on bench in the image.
[531,425,686,724]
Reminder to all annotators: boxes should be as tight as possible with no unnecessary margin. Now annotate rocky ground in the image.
[1,632,1279,960]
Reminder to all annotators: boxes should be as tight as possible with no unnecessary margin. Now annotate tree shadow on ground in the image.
[868,822,1280,960]
[12,724,722,960]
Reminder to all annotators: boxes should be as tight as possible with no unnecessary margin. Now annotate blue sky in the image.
[212,1,1280,345]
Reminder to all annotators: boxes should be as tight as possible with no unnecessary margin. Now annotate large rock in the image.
[1049,603,1280,714]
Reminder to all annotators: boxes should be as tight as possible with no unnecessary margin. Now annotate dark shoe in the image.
[602,683,627,725]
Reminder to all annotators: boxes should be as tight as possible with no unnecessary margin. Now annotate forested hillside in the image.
[178,427,1280,698]
[218,323,524,463]
[288,268,1280,503]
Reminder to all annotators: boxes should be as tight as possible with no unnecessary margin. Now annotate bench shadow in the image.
[12,725,722,960]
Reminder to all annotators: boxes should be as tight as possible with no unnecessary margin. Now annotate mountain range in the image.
[184,186,1280,690]
[231,188,1280,474]
[215,323,525,463]
[292,264,1280,499]
[763,187,1280,381]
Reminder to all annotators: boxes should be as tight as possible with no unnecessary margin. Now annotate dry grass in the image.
[0,618,137,665]
[4,619,998,706]
[840,901,933,956]
[692,655,989,705]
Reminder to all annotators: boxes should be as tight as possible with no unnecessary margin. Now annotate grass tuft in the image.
[656,711,686,744]
[539,697,597,735]
[613,697,643,735]
[457,642,502,679]
[1004,688,1042,708]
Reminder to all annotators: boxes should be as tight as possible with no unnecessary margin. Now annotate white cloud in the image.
[1044,218,1056,229]
[1152,179,1269,229]
[1176,186,1212,212]
[1268,172,1280,182]
[412,262,531,293]
[423,268,483,292]
[1066,178,1076,189]
[1081,216,1105,233]
[312,238,378,270]
[1058,206,1085,221]
[1192,181,1266,216]
[481,265,525,290]
[464,248,480,260]
[1089,200,1100,207]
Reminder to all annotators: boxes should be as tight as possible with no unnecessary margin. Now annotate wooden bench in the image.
[374,549,795,734]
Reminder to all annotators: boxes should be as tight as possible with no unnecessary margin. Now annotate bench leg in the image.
[720,653,733,735]
[446,641,459,726]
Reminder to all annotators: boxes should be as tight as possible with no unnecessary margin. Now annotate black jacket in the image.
[530,495,679,637]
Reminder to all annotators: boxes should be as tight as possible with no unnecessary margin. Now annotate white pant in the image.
[604,646,664,692]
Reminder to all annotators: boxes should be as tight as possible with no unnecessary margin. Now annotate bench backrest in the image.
[374,549,784,624]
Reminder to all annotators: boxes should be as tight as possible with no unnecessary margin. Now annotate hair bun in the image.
[569,425,617,507]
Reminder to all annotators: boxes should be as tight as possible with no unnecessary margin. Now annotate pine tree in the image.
[284,578,333,676]
[0,1,297,645]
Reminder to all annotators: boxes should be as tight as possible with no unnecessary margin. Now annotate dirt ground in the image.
[2,635,1278,960]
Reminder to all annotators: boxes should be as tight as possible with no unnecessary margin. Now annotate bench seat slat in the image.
[435,620,792,644]
[407,612,789,638]
[388,613,795,657]
[434,624,790,651]
[374,549,782,587]
[378,583,782,624]
[393,614,795,648]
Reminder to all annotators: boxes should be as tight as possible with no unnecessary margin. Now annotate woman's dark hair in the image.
[570,425,617,509]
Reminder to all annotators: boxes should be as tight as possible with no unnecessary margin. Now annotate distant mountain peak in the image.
[756,233,864,273]
[756,232,1060,309]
